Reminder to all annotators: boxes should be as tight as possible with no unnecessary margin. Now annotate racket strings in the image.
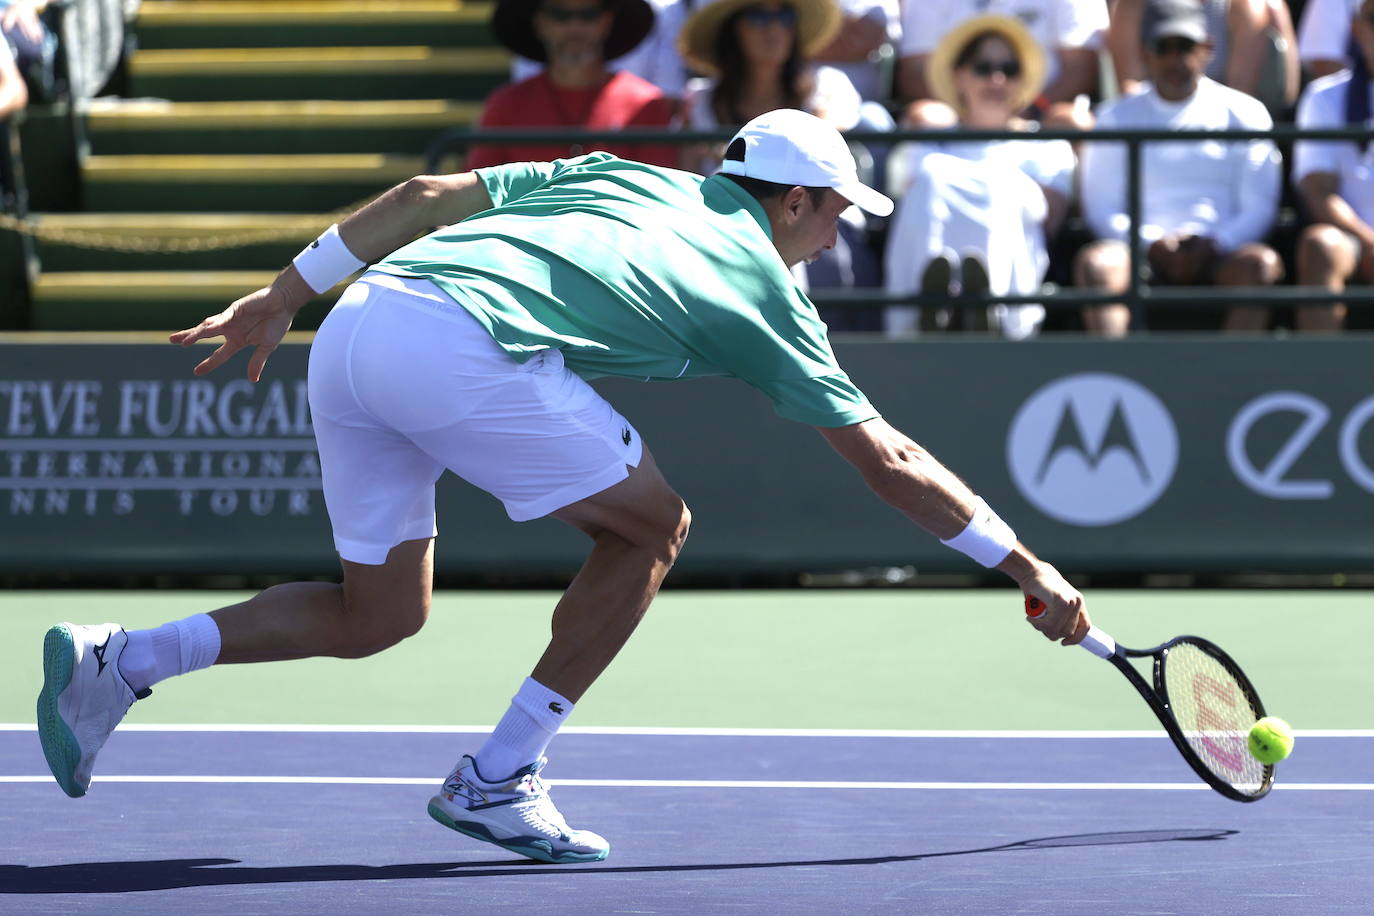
[1161,642,1267,794]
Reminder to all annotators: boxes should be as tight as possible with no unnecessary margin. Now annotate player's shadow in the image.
[0,828,1237,894]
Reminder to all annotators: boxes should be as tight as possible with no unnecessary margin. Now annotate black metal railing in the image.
[424,125,1374,318]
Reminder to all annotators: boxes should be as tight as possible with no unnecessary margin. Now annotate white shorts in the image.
[307,273,644,565]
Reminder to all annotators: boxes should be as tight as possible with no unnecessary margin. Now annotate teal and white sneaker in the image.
[36,623,147,798]
[427,755,609,864]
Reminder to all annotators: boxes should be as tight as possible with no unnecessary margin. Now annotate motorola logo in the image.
[1007,373,1178,526]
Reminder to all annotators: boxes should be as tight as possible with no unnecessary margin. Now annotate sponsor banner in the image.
[1,338,1371,576]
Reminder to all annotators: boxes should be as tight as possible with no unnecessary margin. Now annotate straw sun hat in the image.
[678,0,843,77]
[926,15,1047,114]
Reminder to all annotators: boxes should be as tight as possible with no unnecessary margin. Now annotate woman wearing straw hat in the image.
[677,0,884,328]
[676,0,863,176]
[883,15,1077,339]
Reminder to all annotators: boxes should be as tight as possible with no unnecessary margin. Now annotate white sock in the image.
[118,613,222,695]
[474,677,573,781]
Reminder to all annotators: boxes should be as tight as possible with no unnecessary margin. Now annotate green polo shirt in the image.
[370,153,878,428]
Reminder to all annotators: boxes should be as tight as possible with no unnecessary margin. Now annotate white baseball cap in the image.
[717,109,894,217]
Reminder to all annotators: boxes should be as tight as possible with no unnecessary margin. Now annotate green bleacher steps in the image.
[31,0,499,331]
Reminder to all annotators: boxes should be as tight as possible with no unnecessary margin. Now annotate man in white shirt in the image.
[1291,0,1374,331]
[1074,0,1282,336]
[896,0,1108,115]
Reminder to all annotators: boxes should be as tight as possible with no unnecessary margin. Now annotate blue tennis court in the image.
[2,727,1370,912]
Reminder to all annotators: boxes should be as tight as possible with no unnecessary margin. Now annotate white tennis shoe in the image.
[427,755,610,863]
[36,623,147,798]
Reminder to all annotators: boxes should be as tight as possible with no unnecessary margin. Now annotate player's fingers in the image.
[1061,612,1091,647]
[171,315,227,346]
[246,343,277,383]
[193,341,239,376]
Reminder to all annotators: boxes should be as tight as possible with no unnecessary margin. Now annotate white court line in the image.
[0,775,1369,791]
[1,724,1370,738]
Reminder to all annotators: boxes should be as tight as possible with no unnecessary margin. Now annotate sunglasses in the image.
[539,5,606,22]
[741,7,799,28]
[1151,36,1200,56]
[968,59,1022,79]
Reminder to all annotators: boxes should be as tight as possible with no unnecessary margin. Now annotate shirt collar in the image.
[702,174,774,240]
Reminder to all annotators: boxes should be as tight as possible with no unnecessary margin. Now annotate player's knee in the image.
[335,598,429,658]
[664,499,691,563]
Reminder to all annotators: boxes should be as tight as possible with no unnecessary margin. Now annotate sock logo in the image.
[548,702,565,714]
[92,635,112,676]
[621,428,632,446]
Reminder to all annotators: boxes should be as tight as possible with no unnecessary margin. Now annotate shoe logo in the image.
[92,635,112,676]
[445,777,486,807]
[621,428,631,446]
[548,702,565,714]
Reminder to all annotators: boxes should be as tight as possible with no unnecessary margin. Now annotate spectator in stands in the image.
[1,0,57,102]
[883,15,1074,338]
[896,0,1109,127]
[677,0,861,174]
[1074,0,1282,336]
[813,0,900,103]
[1108,0,1300,114]
[467,0,678,170]
[41,0,135,100]
[0,11,28,120]
[677,0,882,328]
[812,0,902,180]
[1298,0,1359,79]
[511,0,692,97]
[1290,0,1374,331]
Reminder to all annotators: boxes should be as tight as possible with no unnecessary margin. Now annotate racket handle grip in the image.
[1025,595,1117,658]
[1077,627,1117,659]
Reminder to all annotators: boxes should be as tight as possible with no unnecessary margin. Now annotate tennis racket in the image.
[1025,595,1273,802]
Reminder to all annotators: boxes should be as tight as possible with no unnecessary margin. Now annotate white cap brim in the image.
[834,179,894,217]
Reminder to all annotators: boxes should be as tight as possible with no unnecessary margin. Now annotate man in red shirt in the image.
[469,0,678,169]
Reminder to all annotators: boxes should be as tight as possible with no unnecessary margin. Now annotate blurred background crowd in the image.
[5,0,1374,337]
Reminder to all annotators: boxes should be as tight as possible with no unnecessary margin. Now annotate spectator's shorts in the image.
[307,273,643,564]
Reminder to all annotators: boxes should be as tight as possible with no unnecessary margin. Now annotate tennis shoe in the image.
[427,755,609,863]
[36,623,148,798]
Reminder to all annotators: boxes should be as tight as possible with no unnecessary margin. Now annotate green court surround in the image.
[2,590,1366,730]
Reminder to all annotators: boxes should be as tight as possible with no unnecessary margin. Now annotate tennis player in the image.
[37,109,1091,864]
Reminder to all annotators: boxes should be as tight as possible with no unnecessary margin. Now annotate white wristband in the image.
[940,497,1017,568]
[291,224,365,294]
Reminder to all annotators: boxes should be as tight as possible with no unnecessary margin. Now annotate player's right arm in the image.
[817,417,1089,645]
[171,172,494,380]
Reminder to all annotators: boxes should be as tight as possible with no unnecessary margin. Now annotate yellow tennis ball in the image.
[1247,716,1294,764]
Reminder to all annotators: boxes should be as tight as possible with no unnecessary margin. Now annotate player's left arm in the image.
[171,172,494,380]
[817,417,1089,644]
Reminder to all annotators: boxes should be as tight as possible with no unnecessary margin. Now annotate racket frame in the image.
[1107,635,1274,802]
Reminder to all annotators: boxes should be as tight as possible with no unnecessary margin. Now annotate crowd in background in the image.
[4,0,1374,337]
[474,0,1374,337]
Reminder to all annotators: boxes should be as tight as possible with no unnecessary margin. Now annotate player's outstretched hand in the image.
[170,283,299,382]
[1017,564,1090,646]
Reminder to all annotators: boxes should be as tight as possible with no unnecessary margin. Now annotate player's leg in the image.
[428,452,687,864]
[1218,242,1283,332]
[400,305,685,862]
[36,280,444,798]
[1294,224,1355,332]
[1075,239,1132,337]
[535,445,688,701]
